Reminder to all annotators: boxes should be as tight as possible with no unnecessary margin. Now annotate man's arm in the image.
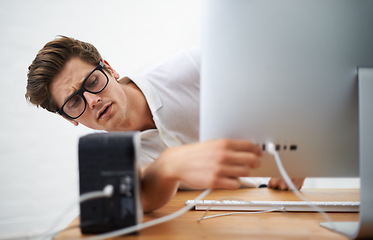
[140,139,262,212]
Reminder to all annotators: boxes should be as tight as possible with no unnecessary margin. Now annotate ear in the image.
[61,115,79,126]
[103,60,120,80]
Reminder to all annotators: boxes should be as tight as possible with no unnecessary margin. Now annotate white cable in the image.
[79,185,114,203]
[83,188,212,240]
[198,208,283,221]
[266,142,336,230]
[40,185,114,240]
[197,196,284,222]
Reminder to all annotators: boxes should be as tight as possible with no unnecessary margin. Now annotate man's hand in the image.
[267,178,305,190]
[159,139,263,190]
[141,139,262,212]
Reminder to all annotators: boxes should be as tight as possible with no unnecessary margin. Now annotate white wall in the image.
[0,0,202,239]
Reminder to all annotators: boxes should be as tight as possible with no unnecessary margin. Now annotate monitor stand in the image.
[320,68,373,239]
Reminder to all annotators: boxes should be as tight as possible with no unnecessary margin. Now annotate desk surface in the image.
[57,188,359,240]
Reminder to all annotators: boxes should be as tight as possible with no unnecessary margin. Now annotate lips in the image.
[98,103,112,120]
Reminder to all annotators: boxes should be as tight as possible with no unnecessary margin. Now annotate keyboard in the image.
[185,200,359,212]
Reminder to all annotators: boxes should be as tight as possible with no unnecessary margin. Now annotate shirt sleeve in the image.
[184,47,201,73]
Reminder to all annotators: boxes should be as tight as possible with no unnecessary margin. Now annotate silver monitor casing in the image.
[200,0,373,238]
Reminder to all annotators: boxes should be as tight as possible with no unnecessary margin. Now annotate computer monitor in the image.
[200,0,373,239]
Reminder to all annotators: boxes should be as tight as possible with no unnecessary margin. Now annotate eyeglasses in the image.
[57,61,109,119]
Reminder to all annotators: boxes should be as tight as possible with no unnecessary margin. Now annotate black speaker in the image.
[78,132,143,234]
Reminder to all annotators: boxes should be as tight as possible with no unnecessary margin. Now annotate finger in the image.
[277,179,304,190]
[217,164,251,178]
[218,151,261,168]
[216,139,262,156]
[268,178,281,188]
[211,177,241,189]
[279,181,289,190]
[232,140,263,156]
[274,179,304,191]
[291,178,305,190]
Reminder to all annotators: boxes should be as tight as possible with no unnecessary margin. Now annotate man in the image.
[26,36,304,212]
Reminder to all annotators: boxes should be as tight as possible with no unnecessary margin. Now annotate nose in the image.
[83,91,101,109]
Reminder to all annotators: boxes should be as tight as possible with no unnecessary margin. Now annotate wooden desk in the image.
[56,188,359,240]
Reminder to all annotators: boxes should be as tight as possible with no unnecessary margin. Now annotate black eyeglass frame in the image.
[57,61,109,120]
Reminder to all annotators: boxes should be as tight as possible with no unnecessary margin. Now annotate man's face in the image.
[50,58,130,131]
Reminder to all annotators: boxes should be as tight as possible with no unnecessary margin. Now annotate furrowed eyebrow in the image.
[63,71,90,103]
[60,61,102,105]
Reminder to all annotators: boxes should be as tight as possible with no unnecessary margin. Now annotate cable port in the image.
[289,145,297,151]
[259,143,298,152]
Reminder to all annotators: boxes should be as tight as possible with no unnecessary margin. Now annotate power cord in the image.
[266,142,336,230]
[40,185,114,240]
[83,189,211,240]
[40,182,210,240]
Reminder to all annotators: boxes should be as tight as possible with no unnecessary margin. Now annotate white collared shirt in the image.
[128,48,201,167]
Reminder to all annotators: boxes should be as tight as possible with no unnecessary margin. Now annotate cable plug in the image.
[103,185,114,197]
[266,142,276,155]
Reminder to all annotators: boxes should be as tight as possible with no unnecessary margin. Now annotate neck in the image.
[120,78,156,131]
